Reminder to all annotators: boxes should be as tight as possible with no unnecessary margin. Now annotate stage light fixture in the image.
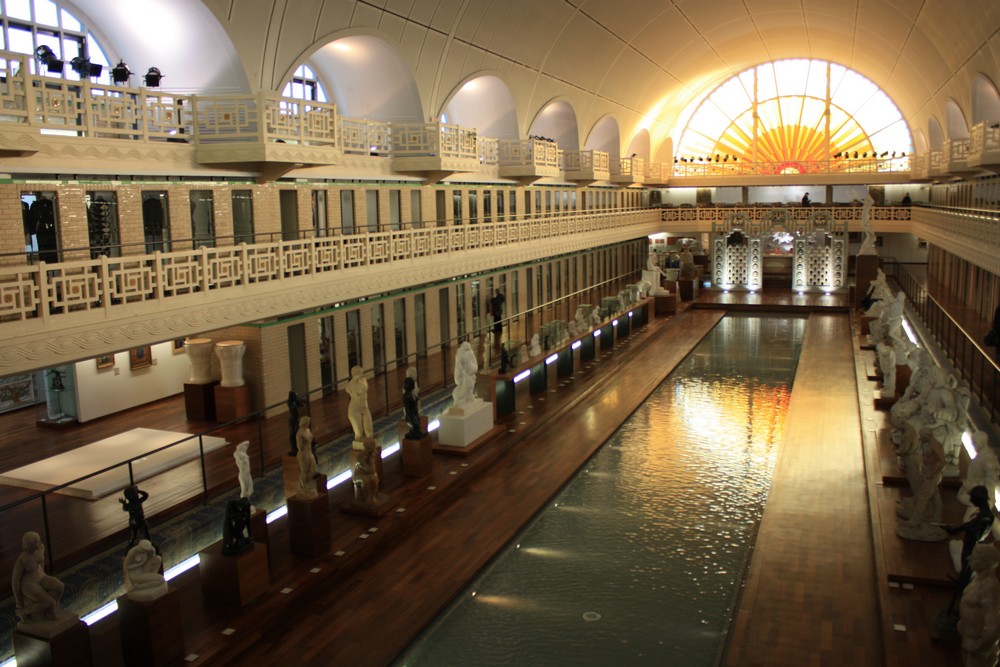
[111,60,132,84]
[70,57,103,79]
[34,45,64,73]
[143,67,163,87]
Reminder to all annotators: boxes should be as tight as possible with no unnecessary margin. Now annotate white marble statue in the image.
[876,342,897,397]
[123,539,167,602]
[234,440,253,510]
[858,193,878,256]
[11,531,71,630]
[347,366,373,443]
[896,429,948,541]
[575,306,589,332]
[529,334,541,358]
[294,416,318,499]
[866,268,893,307]
[959,544,1000,667]
[590,307,602,327]
[637,279,652,298]
[452,341,478,407]
[567,320,579,337]
[215,340,246,387]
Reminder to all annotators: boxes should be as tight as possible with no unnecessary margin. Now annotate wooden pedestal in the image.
[214,384,252,422]
[340,493,396,517]
[654,293,678,316]
[678,279,699,301]
[199,541,269,607]
[13,618,92,667]
[183,381,218,421]
[250,507,268,548]
[401,434,434,477]
[117,587,184,667]
[287,489,331,558]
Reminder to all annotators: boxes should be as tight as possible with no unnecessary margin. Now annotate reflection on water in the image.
[397,315,806,667]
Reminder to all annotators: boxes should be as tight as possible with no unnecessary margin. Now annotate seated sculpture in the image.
[123,539,167,601]
[12,531,68,628]
[352,438,380,504]
[574,306,589,332]
[451,341,478,408]
[294,416,318,499]
[590,307,602,327]
[221,497,254,557]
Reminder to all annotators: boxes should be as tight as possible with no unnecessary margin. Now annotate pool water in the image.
[396,314,807,666]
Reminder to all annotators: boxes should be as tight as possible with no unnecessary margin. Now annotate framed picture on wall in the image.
[96,353,115,370]
[130,345,152,370]
[172,338,186,354]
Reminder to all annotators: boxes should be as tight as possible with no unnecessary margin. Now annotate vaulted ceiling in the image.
[73,0,1000,150]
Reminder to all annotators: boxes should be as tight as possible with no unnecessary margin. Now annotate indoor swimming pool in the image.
[396,314,807,666]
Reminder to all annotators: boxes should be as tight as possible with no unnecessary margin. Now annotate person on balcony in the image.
[801,192,811,207]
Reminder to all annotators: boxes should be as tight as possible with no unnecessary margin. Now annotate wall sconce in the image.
[111,60,132,84]
[144,67,163,87]
[35,45,64,73]
[70,57,103,79]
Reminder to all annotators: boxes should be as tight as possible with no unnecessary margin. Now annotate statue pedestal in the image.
[183,381,218,421]
[13,618,91,667]
[250,507,269,550]
[400,433,434,477]
[117,587,184,667]
[199,540,269,607]
[437,399,493,448]
[214,384,252,422]
[855,254,881,309]
[860,316,876,336]
[340,492,396,517]
[287,487,330,558]
[654,293,677,316]
[678,279,699,301]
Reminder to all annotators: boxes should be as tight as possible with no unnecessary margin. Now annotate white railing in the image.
[0,209,657,325]
[660,204,913,226]
[340,116,390,155]
[498,138,560,169]
[390,121,478,159]
[561,149,610,174]
[478,136,499,165]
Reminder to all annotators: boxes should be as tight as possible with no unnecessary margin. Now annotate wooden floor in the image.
[7,282,985,666]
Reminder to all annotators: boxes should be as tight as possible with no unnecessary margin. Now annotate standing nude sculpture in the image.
[294,416,318,499]
[959,544,1000,667]
[233,440,254,509]
[347,366,373,442]
[452,341,478,407]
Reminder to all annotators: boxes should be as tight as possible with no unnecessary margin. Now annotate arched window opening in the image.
[677,59,912,171]
[1,0,111,84]
[281,64,328,103]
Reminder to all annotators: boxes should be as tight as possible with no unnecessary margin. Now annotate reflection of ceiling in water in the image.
[623,314,804,506]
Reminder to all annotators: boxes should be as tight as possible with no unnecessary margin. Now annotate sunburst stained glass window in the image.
[676,60,911,172]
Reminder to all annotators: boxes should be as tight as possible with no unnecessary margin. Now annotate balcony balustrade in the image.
[968,121,1000,170]
[561,149,610,183]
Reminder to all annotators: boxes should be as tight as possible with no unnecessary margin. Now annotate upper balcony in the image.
[0,49,918,186]
[968,122,1000,172]
[942,139,974,176]
[561,150,610,184]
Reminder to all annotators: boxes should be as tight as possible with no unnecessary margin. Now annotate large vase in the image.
[184,338,214,384]
[215,340,246,387]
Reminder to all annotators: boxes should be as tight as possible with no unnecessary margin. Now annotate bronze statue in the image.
[119,484,152,551]
[403,376,425,440]
[221,497,254,556]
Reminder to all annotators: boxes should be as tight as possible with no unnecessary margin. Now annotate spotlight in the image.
[34,45,64,73]
[143,67,163,87]
[111,60,132,84]
[70,57,103,79]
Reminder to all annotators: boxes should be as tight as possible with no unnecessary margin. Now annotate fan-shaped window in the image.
[281,64,328,102]
[1,0,111,83]
[677,60,912,171]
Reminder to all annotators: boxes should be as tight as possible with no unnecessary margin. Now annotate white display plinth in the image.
[438,399,494,447]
